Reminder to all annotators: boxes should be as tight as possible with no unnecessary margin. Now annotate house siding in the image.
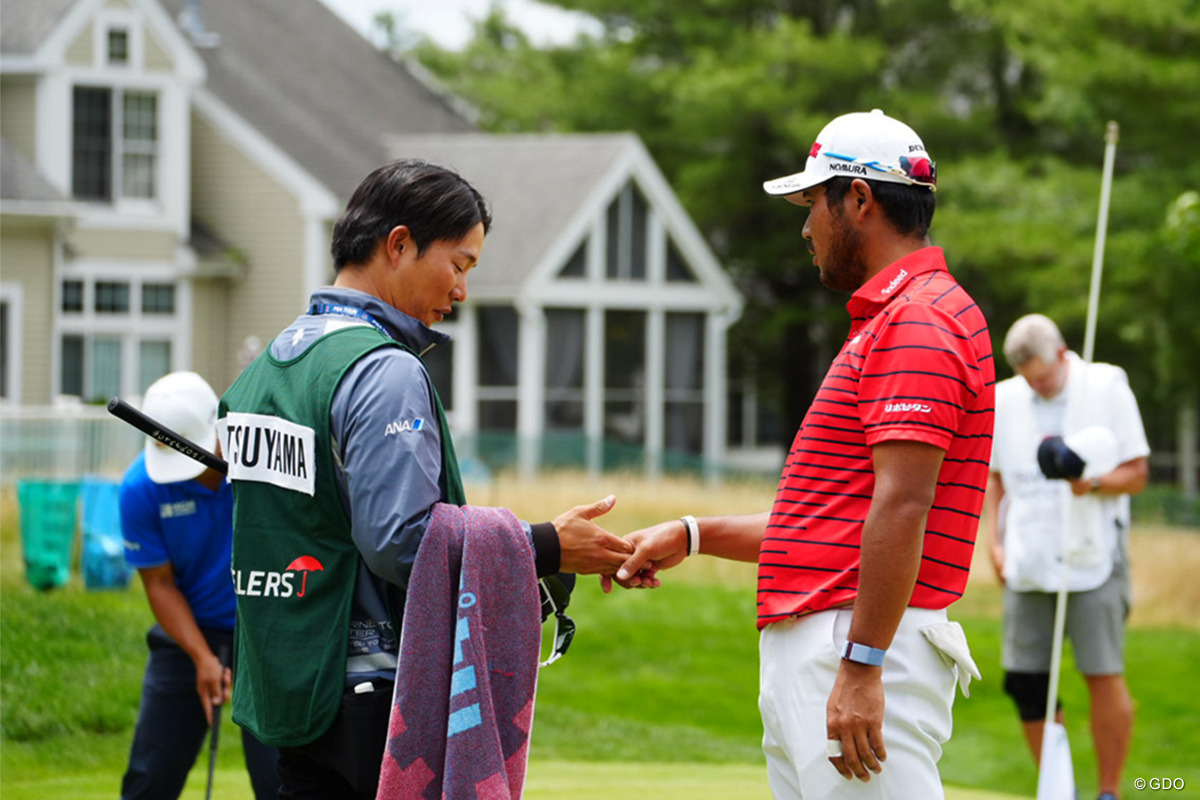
[144,25,172,72]
[189,113,310,391]
[0,221,57,404]
[190,276,231,391]
[0,78,38,162]
[66,228,178,261]
[65,25,93,66]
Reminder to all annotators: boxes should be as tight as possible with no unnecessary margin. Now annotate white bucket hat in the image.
[141,371,219,484]
[763,109,937,198]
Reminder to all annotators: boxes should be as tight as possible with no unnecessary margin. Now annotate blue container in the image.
[80,476,132,590]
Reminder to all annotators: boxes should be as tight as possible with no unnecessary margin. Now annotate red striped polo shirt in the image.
[757,246,995,629]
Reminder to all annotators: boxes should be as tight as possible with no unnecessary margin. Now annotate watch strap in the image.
[843,641,887,667]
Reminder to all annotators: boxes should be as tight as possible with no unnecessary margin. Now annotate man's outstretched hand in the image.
[553,495,634,574]
[600,519,689,593]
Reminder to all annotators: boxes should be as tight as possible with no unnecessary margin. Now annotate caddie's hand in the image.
[600,520,689,593]
[553,495,634,575]
[195,650,230,727]
[826,662,887,782]
[1067,477,1092,496]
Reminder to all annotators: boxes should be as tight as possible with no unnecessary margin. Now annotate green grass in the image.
[5,576,1197,798]
[3,485,1198,799]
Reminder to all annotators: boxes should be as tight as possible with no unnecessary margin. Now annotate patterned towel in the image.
[376,504,541,800]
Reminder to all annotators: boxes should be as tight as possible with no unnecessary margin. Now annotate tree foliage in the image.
[394,0,1200,462]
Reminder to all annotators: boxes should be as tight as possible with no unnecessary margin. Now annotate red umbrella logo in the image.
[285,555,324,597]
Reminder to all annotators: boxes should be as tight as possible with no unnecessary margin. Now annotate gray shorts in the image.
[1002,559,1130,676]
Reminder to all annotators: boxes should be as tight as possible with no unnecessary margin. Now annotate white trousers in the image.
[759,607,958,800]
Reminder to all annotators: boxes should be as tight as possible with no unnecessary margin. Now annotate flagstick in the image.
[1037,120,1120,800]
[1081,121,1120,364]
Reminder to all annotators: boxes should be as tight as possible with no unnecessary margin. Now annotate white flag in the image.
[1036,720,1075,800]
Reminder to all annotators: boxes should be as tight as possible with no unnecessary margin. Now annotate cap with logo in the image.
[763,109,937,198]
[141,371,219,484]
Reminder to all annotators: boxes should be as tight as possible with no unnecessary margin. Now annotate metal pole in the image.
[1081,121,1120,364]
[1038,120,1120,800]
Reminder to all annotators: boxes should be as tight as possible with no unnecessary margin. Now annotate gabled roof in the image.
[384,132,742,320]
[0,139,75,220]
[0,140,65,202]
[386,132,636,293]
[156,0,476,200]
[0,0,477,201]
[0,0,77,55]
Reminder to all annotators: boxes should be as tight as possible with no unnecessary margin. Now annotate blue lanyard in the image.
[308,303,389,337]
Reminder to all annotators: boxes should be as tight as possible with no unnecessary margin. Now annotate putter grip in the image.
[106,397,228,475]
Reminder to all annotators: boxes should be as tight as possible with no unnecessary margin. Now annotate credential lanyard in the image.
[309,303,389,337]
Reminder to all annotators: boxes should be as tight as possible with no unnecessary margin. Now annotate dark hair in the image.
[823,176,936,239]
[331,159,492,270]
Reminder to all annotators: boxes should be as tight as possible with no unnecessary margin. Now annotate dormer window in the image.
[107,28,129,64]
[72,86,158,202]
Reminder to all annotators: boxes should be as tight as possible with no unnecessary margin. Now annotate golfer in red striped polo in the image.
[607,110,995,798]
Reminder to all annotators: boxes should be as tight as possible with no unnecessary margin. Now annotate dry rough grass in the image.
[4,472,1196,627]
[1123,525,1200,628]
[479,471,1200,629]
[476,470,768,587]
[968,520,1200,629]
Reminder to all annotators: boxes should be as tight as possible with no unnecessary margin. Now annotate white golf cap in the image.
[763,109,937,198]
[140,371,219,484]
[1064,426,1120,480]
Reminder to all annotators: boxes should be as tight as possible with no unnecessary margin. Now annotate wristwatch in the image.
[843,642,887,667]
[1089,478,1101,494]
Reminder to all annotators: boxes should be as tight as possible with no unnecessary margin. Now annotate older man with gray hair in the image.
[985,313,1149,800]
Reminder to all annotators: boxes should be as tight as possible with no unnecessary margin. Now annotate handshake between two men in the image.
[550,495,762,591]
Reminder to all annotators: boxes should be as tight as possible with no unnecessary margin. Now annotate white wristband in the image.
[680,515,700,557]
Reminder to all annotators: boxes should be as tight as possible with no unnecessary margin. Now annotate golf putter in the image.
[106,397,228,474]
[206,643,230,800]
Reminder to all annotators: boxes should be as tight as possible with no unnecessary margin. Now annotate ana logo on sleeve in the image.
[219,413,316,496]
[384,418,425,436]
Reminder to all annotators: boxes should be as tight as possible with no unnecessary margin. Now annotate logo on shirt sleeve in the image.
[219,412,315,496]
[384,418,425,436]
[884,401,933,414]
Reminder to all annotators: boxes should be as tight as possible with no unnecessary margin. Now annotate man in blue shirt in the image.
[119,370,279,799]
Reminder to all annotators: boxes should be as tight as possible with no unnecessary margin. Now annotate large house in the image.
[0,0,743,475]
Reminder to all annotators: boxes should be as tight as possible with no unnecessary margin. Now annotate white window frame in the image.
[604,181,651,282]
[0,283,24,404]
[94,9,144,71]
[55,261,191,402]
[475,305,521,432]
[71,85,160,208]
[83,9,157,208]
